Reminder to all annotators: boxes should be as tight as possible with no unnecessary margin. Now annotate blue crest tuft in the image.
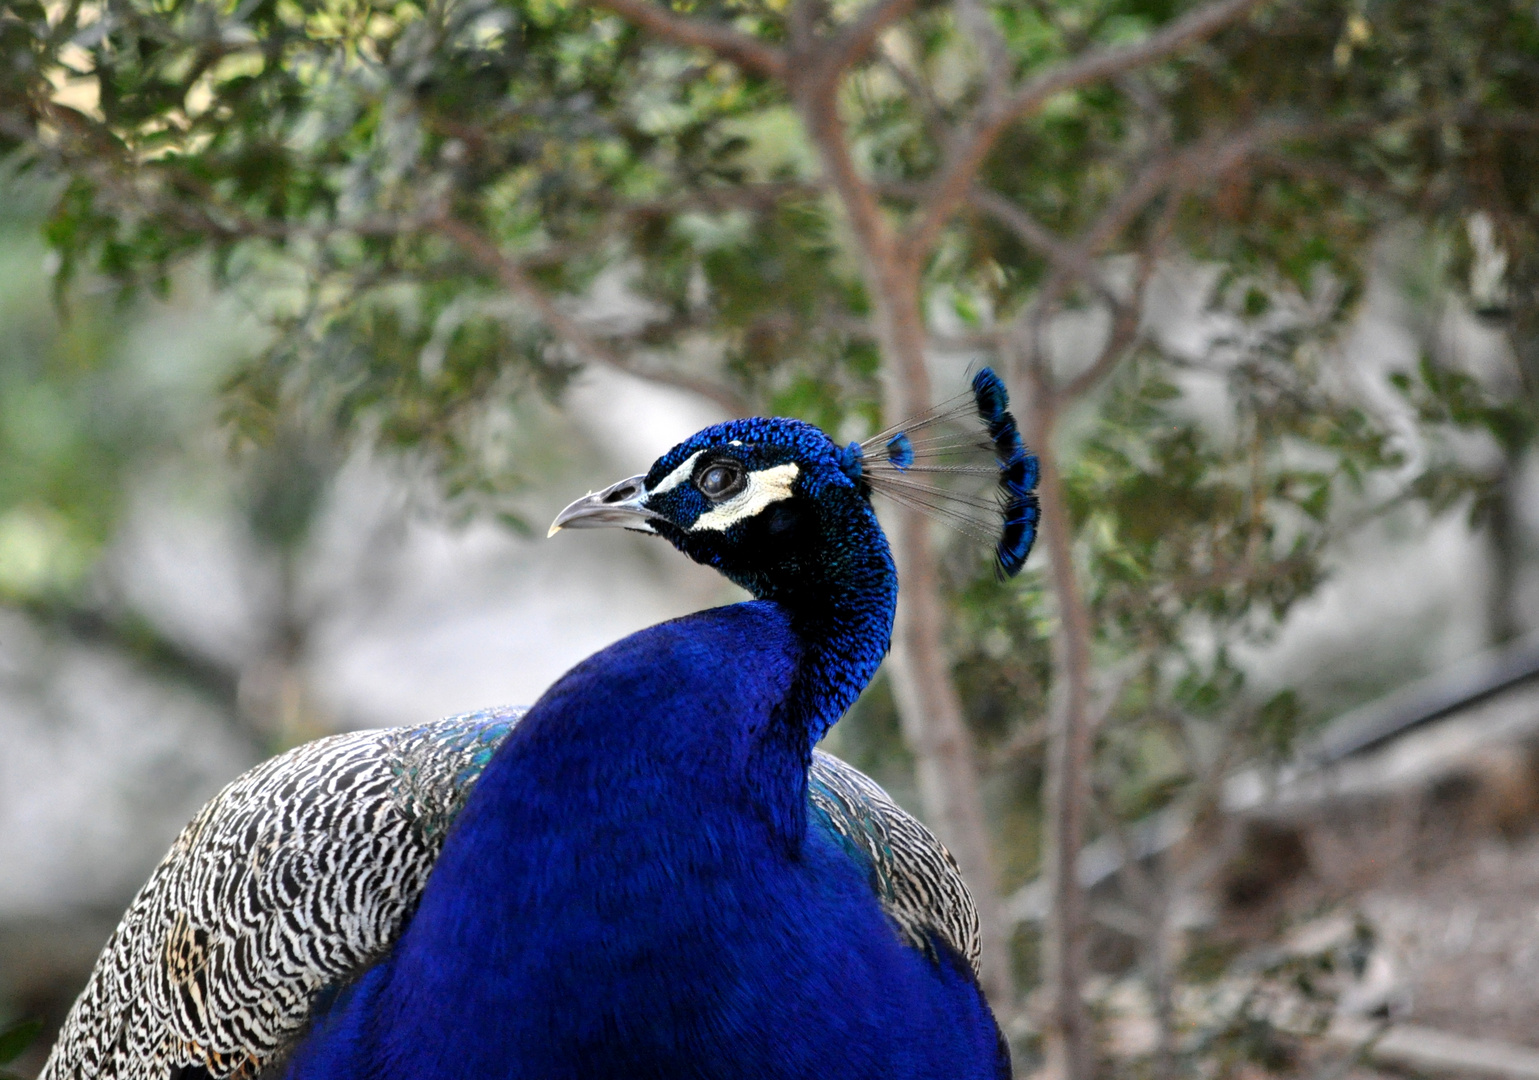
[971,369,1010,429]
[857,368,1040,579]
[969,368,1039,579]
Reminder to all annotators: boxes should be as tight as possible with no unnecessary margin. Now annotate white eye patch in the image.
[647,451,704,497]
[690,463,800,532]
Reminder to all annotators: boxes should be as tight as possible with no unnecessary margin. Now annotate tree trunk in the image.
[872,260,1017,1010]
[887,514,1016,1008]
[1028,396,1096,1080]
[791,81,1016,1010]
[1486,459,1523,647]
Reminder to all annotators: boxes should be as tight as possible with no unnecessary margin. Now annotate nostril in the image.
[603,483,639,504]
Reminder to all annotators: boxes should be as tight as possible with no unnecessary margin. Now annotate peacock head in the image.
[548,369,1040,604]
[548,417,879,604]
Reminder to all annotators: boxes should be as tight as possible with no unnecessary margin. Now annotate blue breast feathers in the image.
[282,604,1007,1080]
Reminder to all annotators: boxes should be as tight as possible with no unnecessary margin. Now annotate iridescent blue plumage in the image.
[287,605,1004,1079]
[279,413,1008,1079]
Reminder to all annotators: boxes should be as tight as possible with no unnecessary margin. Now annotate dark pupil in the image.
[698,465,737,498]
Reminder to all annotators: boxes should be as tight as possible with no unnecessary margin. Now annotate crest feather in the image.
[855,368,1039,579]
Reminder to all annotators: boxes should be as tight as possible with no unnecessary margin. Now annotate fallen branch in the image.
[1329,1019,1539,1080]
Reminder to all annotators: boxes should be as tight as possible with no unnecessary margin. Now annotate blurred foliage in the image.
[0,173,353,751]
[2,0,1521,457]
[1,0,1531,570]
[1203,917,1377,1075]
[1076,278,1404,815]
[0,172,177,605]
[0,1018,41,1080]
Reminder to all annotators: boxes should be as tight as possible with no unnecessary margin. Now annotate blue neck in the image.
[778,523,896,731]
[750,513,896,844]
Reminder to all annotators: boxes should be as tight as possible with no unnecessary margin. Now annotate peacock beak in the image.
[547,475,659,537]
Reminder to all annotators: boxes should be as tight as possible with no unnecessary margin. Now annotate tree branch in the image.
[585,0,786,79]
[615,181,825,218]
[20,597,269,754]
[1060,181,1182,400]
[955,0,1014,102]
[1030,389,1098,1079]
[433,215,752,416]
[969,188,1122,307]
[795,80,896,273]
[815,0,920,88]
[904,0,1269,259]
[1009,0,1270,134]
[878,44,951,149]
[999,117,1334,396]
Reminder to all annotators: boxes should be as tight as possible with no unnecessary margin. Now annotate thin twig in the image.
[969,188,1124,309]
[1002,117,1347,398]
[816,0,921,89]
[987,718,1047,767]
[1059,175,1183,400]
[433,215,751,416]
[878,42,951,148]
[584,0,786,78]
[955,0,1014,101]
[620,182,825,217]
[905,0,1270,259]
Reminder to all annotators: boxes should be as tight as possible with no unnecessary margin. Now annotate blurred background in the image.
[4,0,1539,1076]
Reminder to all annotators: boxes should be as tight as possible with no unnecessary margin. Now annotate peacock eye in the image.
[696,462,743,500]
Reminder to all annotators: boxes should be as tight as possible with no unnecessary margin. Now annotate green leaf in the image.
[0,1019,41,1066]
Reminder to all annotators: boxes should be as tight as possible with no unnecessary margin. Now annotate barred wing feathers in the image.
[807,751,981,975]
[42,718,981,1080]
[40,709,522,1080]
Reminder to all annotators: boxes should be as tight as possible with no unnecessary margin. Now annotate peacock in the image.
[41,368,1039,1080]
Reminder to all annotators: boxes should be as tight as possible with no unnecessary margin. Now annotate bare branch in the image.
[1000,117,1336,396]
[1060,180,1183,400]
[1106,113,1357,225]
[929,327,1003,353]
[816,0,920,87]
[434,215,751,416]
[796,82,897,274]
[905,0,1269,260]
[1029,389,1098,1079]
[1254,151,1403,202]
[617,182,825,218]
[877,43,950,148]
[23,597,256,750]
[1057,273,1150,400]
[584,0,786,79]
[968,188,1122,308]
[787,0,818,54]
[1021,0,1068,40]
[955,0,1013,101]
[997,163,1169,388]
[1008,0,1269,135]
[987,717,1047,767]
